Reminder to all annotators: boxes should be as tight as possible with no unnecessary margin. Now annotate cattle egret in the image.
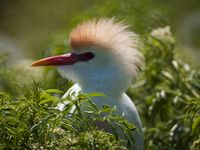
[31,18,144,150]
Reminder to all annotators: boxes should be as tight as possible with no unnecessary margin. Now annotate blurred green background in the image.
[0,0,103,61]
[0,0,200,64]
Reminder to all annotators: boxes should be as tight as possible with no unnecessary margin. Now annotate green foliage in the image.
[186,98,200,133]
[128,26,200,149]
[192,135,200,150]
[185,98,200,149]
[0,79,137,149]
[70,0,173,35]
[53,128,127,150]
[0,52,17,95]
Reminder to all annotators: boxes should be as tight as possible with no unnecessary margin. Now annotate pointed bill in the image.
[31,53,80,66]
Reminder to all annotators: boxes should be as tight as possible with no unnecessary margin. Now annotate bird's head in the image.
[31,18,144,93]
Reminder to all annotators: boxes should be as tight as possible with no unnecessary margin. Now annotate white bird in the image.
[31,18,144,150]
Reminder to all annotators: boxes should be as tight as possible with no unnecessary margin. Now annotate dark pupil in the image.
[85,52,94,59]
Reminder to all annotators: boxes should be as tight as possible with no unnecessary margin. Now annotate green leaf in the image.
[52,98,70,107]
[3,117,21,124]
[151,35,169,49]
[123,120,138,132]
[100,108,117,113]
[191,89,200,98]
[115,121,135,144]
[60,121,74,131]
[52,117,60,132]
[161,71,175,83]
[0,92,13,101]
[43,89,63,94]
[107,119,119,141]
[172,60,179,71]
[62,102,74,116]
[146,128,156,134]
[83,105,99,114]
[84,100,99,112]
[38,114,57,135]
[100,105,117,113]
[30,122,42,132]
[83,110,96,114]
[38,128,48,144]
[108,115,123,121]
[16,105,29,120]
[5,126,21,137]
[39,98,54,105]
[130,80,147,89]
[16,100,26,108]
[192,117,200,132]
[86,92,107,98]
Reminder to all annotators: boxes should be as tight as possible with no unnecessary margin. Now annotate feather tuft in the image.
[69,18,144,81]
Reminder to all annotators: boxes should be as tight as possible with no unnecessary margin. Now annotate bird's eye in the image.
[84,52,95,60]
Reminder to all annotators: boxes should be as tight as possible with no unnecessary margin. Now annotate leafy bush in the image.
[185,98,200,150]
[130,26,200,149]
[0,78,138,149]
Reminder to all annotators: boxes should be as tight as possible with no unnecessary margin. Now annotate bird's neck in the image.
[76,77,129,100]
[62,63,132,99]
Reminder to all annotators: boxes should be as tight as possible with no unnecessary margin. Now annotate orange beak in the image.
[31,53,81,66]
